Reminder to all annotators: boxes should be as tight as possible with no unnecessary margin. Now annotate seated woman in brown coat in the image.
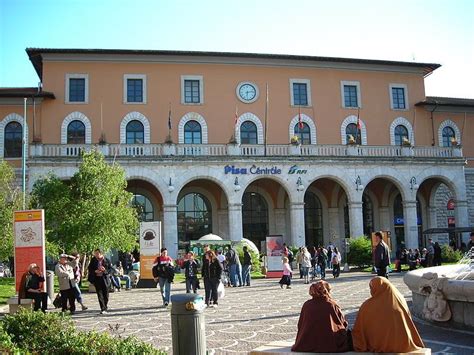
[292,280,351,352]
[352,276,424,353]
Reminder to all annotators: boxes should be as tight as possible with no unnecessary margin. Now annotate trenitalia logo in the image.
[224,165,307,175]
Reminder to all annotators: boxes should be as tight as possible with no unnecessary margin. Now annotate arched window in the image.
[363,192,374,236]
[394,125,409,146]
[240,121,257,144]
[184,120,202,144]
[67,120,86,144]
[177,193,212,243]
[126,120,144,144]
[131,194,154,222]
[242,191,268,247]
[442,126,455,147]
[304,192,323,247]
[345,123,361,144]
[294,122,311,145]
[4,121,22,158]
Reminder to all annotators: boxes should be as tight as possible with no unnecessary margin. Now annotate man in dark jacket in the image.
[88,249,112,314]
[242,246,252,286]
[24,263,48,312]
[373,231,390,278]
[183,251,200,293]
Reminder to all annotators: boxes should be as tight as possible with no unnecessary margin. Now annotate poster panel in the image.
[14,210,46,292]
[139,221,161,279]
[266,235,284,272]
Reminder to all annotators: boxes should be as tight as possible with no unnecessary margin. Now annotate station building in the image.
[0,48,473,258]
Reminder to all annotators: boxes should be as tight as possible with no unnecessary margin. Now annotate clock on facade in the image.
[236,82,259,103]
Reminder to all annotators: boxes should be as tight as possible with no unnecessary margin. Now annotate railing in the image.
[29,143,463,159]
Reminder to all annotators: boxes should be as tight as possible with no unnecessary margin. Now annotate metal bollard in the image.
[46,270,55,303]
[170,293,206,355]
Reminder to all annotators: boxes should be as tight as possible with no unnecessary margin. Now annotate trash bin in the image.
[46,270,55,303]
[170,293,206,355]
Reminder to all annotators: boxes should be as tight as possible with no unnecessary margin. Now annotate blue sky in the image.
[1,0,473,98]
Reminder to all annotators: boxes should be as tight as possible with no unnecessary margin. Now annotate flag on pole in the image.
[355,107,361,143]
[168,103,172,131]
[298,106,304,130]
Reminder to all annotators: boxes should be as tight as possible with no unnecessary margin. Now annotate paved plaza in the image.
[2,271,473,354]
[67,271,473,354]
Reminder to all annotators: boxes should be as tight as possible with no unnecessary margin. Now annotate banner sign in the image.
[139,221,161,279]
[266,235,284,273]
[14,210,46,292]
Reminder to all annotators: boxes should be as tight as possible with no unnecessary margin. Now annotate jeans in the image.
[72,283,84,303]
[121,275,131,289]
[229,264,242,287]
[158,278,171,304]
[186,276,198,293]
[376,266,388,278]
[242,264,251,286]
[112,276,121,289]
[319,263,326,279]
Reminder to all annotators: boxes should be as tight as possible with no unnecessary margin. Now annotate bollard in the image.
[170,293,206,355]
[46,270,55,303]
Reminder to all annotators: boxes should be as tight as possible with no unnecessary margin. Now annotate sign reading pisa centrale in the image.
[224,164,307,175]
[14,210,46,292]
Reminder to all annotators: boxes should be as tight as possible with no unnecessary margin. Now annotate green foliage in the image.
[31,150,139,256]
[0,309,165,354]
[0,161,22,260]
[347,236,373,267]
[0,277,15,305]
[441,244,463,263]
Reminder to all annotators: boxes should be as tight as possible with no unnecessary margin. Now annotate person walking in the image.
[433,242,442,266]
[226,246,242,287]
[242,246,252,286]
[279,257,292,289]
[87,249,112,314]
[373,231,390,278]
[331,247,342,278]
[426,238,435,267]
[317,247,327,279]
[183,251,200,293]
[55,254,76,314]
[300,247,312,284]
[68,253,88,310]
[202,250,223,307]
[152,247,174,307]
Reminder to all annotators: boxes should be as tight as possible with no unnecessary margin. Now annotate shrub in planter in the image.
[347,236,373,268]
[234,239,261,271]
[441,244,463,263]
[0,309,164,354]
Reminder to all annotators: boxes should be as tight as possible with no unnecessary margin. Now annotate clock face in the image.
[237,82,258,103]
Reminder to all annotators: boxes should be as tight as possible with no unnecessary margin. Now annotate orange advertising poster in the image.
[14,210,46,292]
[140,255,157,279]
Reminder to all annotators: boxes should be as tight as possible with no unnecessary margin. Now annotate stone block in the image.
[7,297,34,314]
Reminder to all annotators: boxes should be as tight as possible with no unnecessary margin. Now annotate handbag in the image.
[53,293,62,308]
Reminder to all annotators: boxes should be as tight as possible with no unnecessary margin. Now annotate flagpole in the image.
[22,98,27,210]
[355,107,360,144]
[264,83,268,156]
[168,102,172,137]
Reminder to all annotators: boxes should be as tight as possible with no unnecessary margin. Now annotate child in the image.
[279,257,292,289]
[183,251,200,293]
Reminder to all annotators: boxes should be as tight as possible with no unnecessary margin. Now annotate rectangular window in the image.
[127,79,143,102]
[69,78,85,102]
[184,80,200,103]
[344,85,358,107]
[293,83,308,106]
[389,84,408,110]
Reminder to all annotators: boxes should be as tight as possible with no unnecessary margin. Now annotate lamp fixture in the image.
[296,177,305,192]
[234,177,241,191]
[410,176,419,190]
[168,177,175,193]
[355,175,364,191]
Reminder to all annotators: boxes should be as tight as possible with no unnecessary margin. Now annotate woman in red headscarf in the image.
[352,276,424,353]
[292,281,351,352]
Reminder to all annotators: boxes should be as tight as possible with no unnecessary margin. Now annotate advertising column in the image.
[266,235,284,278]
[14,210,46,292]
[138,221,161,288]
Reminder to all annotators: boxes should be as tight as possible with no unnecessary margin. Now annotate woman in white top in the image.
[331,247,342,278]
[300,247,312,284]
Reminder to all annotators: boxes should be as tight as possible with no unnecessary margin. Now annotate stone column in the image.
[163,204,178,258]
[403,200,419,250]
[348,202,364,238]
[290,202,305,247]
[379,206,391,231]
[228,203,243,242]
[274,208,287,239]
[455,200,470,243]
[327,208,340,244]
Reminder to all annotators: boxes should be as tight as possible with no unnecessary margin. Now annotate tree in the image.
[0,161,22,260]
[31,150,139,256]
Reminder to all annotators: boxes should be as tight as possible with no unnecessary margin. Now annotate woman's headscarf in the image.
[309,280,331,299]
[352,276,424,353]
